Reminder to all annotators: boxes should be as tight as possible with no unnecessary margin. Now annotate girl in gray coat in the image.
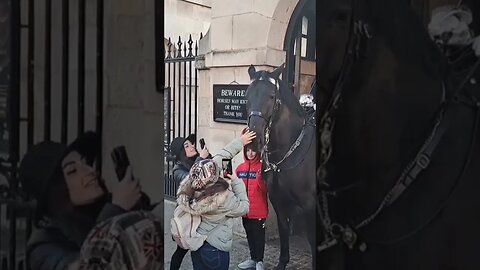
[177,159,249,270]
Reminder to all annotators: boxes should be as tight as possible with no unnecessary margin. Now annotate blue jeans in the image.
[191,241,229,270]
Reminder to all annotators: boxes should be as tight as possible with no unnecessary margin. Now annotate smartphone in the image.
[111,146,131,181]
[222,158,233,177]
[200,138,205,149]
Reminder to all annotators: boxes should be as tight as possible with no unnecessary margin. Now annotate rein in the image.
[317,0,480,253]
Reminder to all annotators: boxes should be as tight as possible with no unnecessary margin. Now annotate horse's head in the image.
[245,64,285,152]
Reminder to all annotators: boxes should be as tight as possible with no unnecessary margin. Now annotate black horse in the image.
[245,64,317,269]
[317,0,480,269]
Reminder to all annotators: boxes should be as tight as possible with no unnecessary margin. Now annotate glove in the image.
[428,6,473,46]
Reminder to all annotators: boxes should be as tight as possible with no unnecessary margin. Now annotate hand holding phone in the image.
[199,138,210,159]
[111,146,132,181]
[110,146,153,211]
[222,159,233,178]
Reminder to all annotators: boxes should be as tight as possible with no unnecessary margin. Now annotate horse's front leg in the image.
[306,209,317,269]
[270,194,290,270]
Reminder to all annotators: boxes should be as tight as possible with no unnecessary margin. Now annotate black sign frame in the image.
[213,84,249,124]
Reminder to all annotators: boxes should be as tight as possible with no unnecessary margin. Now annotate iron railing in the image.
[2,0,105,269]
[164,34,201,200]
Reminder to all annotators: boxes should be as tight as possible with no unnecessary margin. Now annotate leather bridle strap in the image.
[318,0,368,251]
[319,61,480,253]
[355,59,480,229]
[263,119,310,172]
[247,111,267,126]
[354,105,448,229]
[319,13,371,171]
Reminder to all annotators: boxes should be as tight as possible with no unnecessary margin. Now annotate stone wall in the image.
[102,0,163,202]
[164,0,212,43]
[15,0,163,202]
[197,0,301,239]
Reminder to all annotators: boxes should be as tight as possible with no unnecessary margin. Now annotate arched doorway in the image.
[284,0,315,97]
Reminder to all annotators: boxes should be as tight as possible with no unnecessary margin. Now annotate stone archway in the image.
[266,0,301,51]
[266,0,315,96]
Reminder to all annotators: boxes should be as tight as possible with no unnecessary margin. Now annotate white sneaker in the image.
[238,259,256,269]
[256,261,264,270]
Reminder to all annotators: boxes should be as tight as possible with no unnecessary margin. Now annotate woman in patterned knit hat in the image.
[176,159,249,270]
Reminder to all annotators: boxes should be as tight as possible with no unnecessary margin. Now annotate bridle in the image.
[318,0,480,253]
[317,0,373,252]
[247,73,313,173]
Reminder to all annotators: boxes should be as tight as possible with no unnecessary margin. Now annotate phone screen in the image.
[111,146,131,181]
[222,159,232,177]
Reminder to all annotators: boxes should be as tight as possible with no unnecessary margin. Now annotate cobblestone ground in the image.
[164,200,313,270]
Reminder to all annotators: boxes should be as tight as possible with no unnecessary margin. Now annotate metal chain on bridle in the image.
[317,0,373,250]
[247,75,312,173]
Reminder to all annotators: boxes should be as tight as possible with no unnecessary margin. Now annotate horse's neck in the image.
[336,37,444,205]
[358,37,443,127]
[268,104,305,156]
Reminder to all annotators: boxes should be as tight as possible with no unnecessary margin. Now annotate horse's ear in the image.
[270,63,285,80]
[248,65,256,80]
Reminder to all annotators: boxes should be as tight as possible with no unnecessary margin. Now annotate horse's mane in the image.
[366,0,447,78]
[252,71,306,118]
[278,79,306,118]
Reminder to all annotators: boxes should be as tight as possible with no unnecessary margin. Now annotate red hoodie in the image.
[235,147,268,219]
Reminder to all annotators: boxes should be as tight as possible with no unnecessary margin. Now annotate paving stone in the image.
[164,200,312,269]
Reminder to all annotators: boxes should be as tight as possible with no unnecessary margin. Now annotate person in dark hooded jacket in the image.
[168,134,210,270]
[170,134,211,186]
[19,131,147,270]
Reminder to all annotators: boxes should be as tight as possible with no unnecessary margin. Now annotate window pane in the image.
[302,16,308,35]
[301,37,307,57]
[293,39,297,55]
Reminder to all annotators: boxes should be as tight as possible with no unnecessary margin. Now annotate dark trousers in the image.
[191,241,230,270]
[170,245,188,270]
[242,218,266,262]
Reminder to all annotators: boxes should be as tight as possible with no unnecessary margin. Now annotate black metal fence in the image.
[2,0,105,269]
[164,34,201,200]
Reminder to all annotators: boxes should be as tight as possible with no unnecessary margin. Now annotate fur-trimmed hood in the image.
[176,175,232,216]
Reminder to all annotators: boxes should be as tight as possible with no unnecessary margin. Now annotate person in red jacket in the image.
[236,145,268,270]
